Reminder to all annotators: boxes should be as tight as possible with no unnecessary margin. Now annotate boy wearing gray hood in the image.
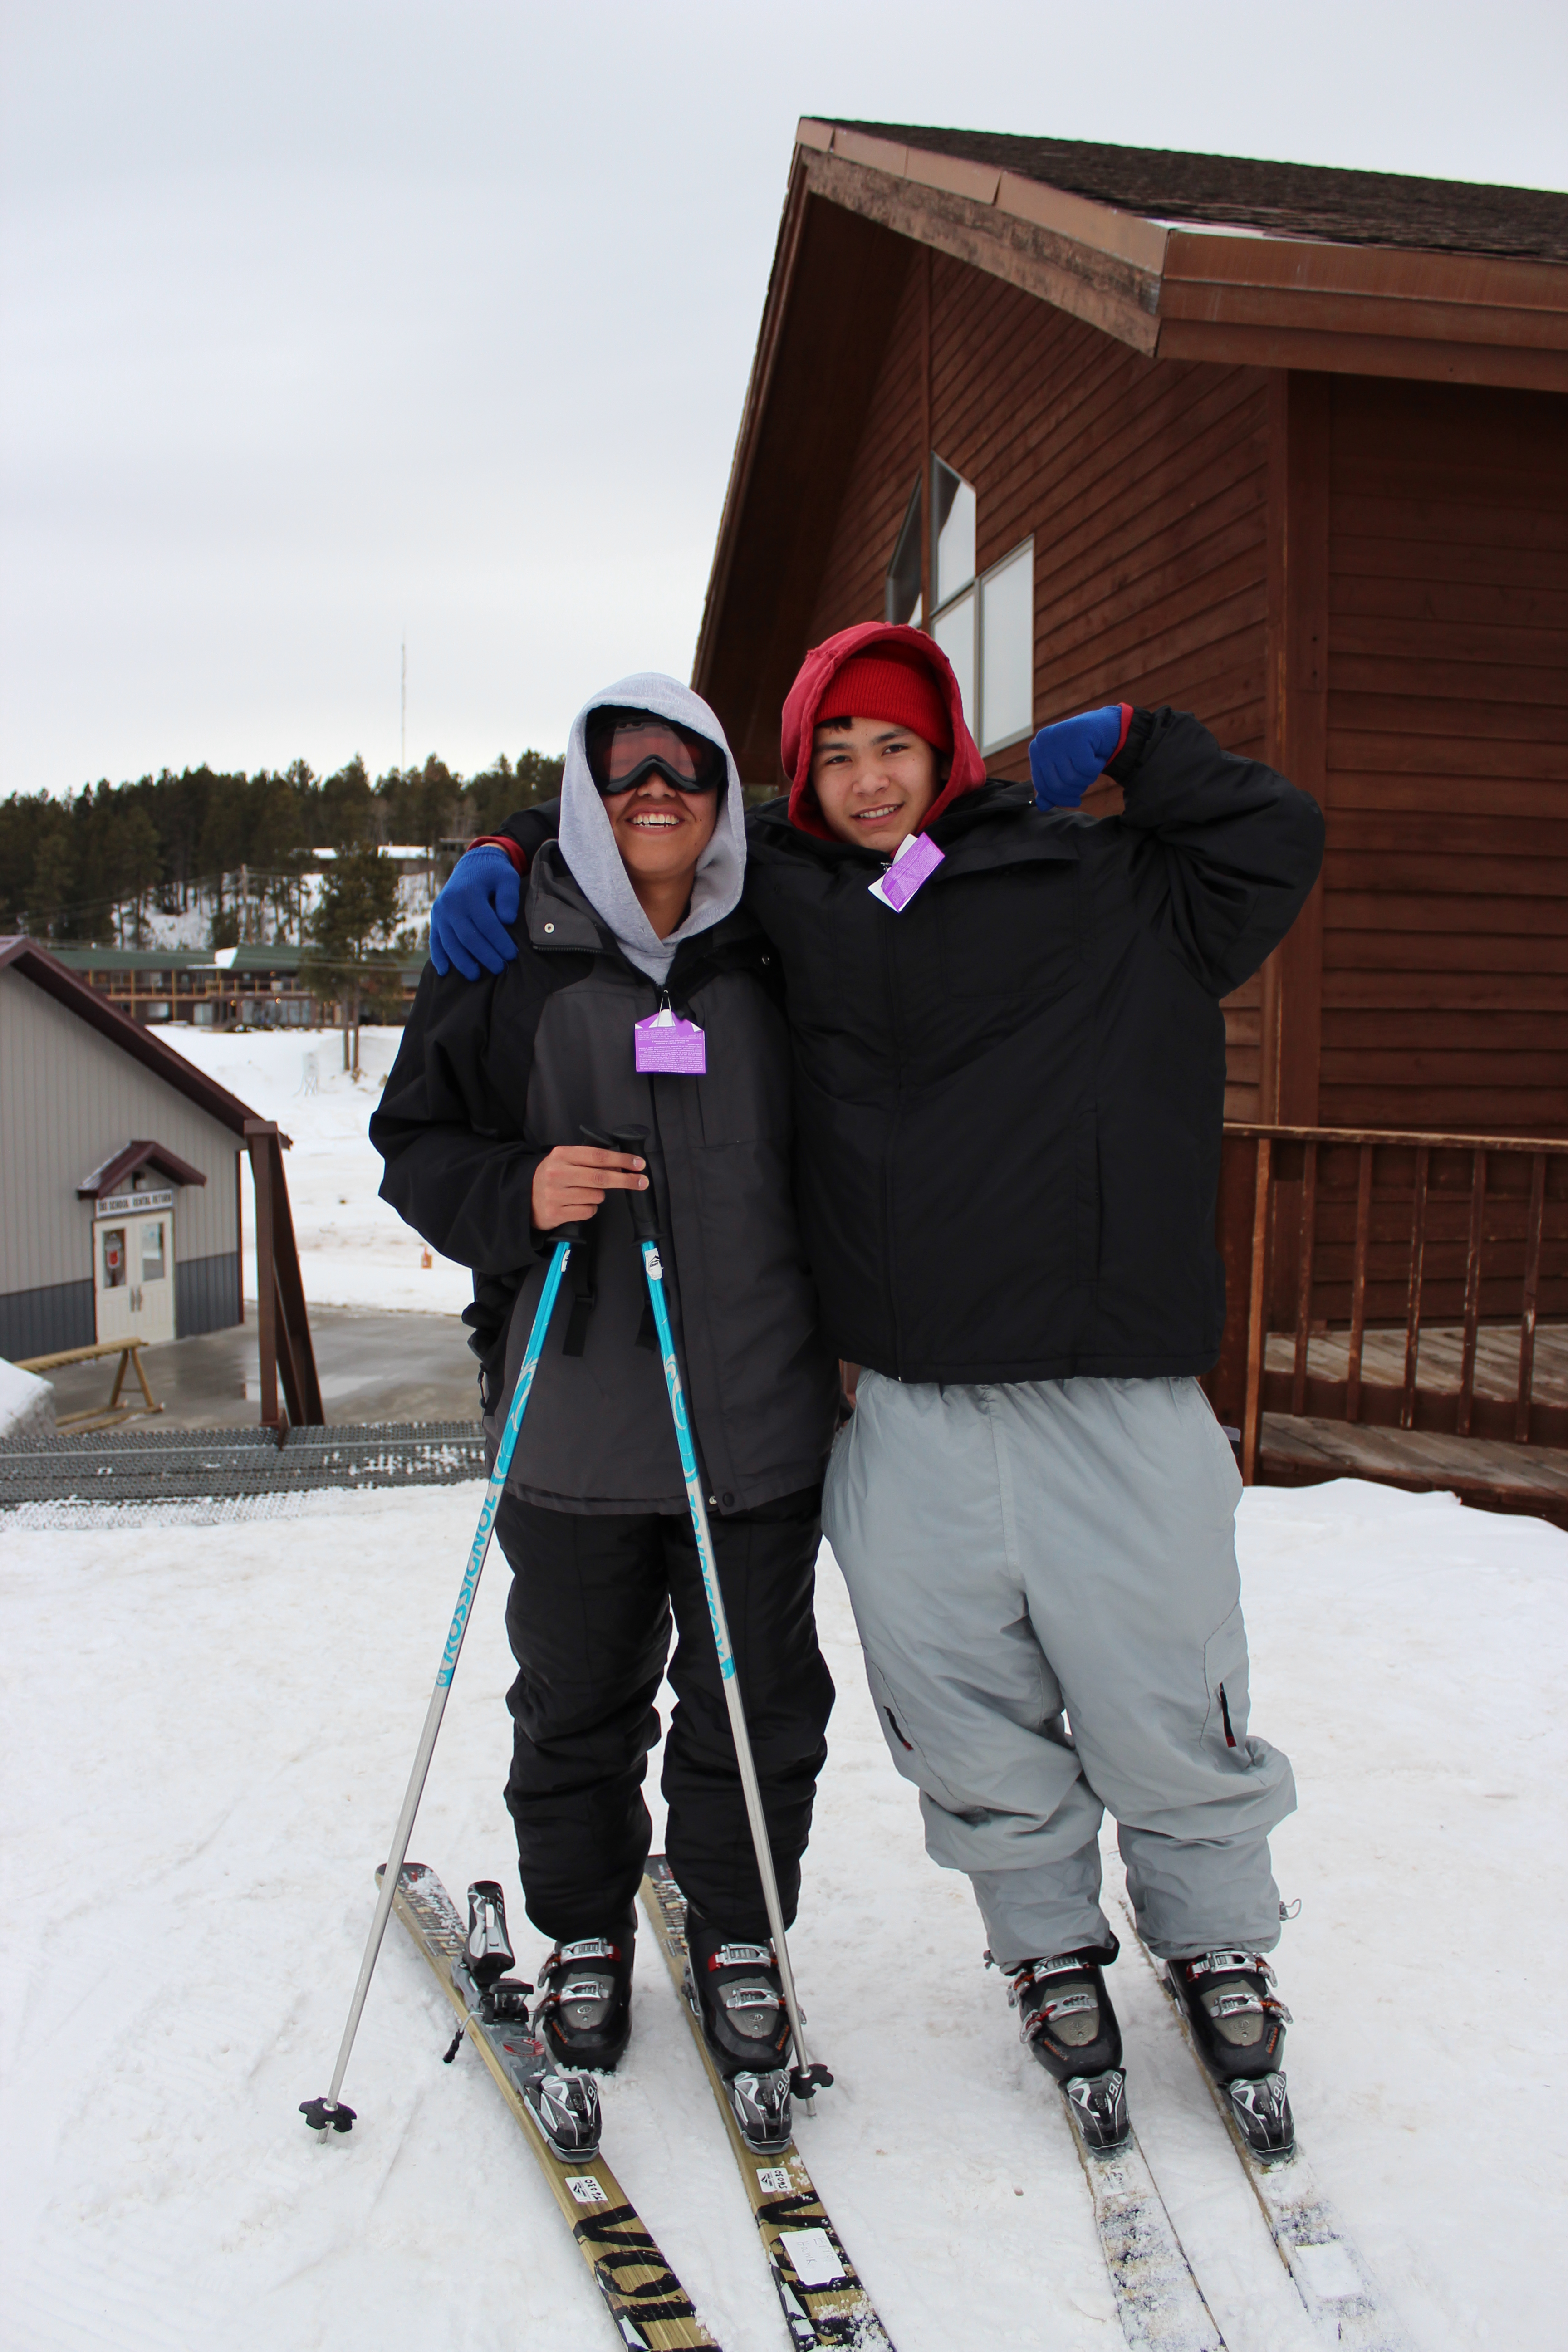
[372,676,838,2091]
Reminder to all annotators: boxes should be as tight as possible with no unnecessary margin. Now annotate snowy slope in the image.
[1,1478,1563,2350]
[159,1026,473,1314]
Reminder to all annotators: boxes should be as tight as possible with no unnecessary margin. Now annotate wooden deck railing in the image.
[245,1120,324,1431]
[1205,1125,1568,1483]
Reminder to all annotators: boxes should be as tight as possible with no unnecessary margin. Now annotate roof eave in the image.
[793,118,1568,394]
[0,936,265,1140]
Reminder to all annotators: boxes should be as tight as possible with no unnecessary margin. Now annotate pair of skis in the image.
[391,1857,1411,2352]
[388,1856,891,2351]
[1049,1899,1412,2352]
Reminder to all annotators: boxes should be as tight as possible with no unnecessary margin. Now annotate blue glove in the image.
[1029,706,1125,809]
[429,845,520,979]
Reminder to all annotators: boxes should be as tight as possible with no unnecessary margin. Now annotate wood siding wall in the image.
[1319,378,1568,1137]
[804,250,1273,1115]
[0,967,242,1297]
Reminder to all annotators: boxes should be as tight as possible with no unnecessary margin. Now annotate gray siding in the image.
[175,1250,241,1338]
[0,1278,95,1360]
[0,965,243,1299]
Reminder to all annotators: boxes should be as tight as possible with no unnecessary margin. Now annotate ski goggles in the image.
[585,707,726,796]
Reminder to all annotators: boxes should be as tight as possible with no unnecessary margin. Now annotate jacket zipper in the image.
[882,879,905,1378]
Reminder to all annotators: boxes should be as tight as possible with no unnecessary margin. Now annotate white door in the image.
[95,1212,176,1346]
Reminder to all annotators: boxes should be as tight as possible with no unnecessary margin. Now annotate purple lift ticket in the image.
[871,830,944,911]
[635,1010,707,1074]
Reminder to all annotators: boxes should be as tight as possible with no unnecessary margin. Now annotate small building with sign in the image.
[0,936,262,1359]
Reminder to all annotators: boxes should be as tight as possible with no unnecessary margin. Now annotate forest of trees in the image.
[0,750,564,946]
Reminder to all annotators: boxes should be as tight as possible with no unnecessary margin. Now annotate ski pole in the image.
[302,1235,574,2134]
[599,1123,832,2115]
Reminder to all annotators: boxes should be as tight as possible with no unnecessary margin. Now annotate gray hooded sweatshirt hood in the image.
[557,671,747,984]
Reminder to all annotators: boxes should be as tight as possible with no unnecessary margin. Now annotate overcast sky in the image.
[3,0,1564,798]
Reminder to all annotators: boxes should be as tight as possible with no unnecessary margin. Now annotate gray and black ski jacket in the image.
[372,846,838,1514]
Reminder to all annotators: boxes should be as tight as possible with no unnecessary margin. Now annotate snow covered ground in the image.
[159,1026,473,1315]
[2,1476,1563,2350]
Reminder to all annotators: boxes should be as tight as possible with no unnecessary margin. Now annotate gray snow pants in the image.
[822,1372,1296,1967]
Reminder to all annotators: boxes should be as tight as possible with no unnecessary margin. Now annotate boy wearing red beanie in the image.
[426,620,1323,2159]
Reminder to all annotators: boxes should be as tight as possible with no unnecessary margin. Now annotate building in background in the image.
[43,943,425,1029]
[0,937,260,1357]
[696,122,1568,1139]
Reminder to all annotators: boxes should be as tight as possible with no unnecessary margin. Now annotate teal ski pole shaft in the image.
[606,1129,829,2113]
[303,1236,573,2133]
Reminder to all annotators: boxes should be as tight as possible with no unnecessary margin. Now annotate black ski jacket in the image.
[371,846,837,1512]
[491,707,1323,1384]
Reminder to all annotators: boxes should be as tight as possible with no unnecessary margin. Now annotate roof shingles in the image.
[829,121,1568,265]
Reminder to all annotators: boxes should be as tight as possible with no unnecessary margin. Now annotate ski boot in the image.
[996,1940,1130,2152]
[685,1918,794,2155]
[533,1912,636,2073]
[1166,1950,1294,2158]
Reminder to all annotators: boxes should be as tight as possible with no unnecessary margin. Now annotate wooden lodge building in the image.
[695,120,1568,1142]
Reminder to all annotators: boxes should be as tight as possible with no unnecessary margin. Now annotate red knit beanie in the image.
[816,649,952,752]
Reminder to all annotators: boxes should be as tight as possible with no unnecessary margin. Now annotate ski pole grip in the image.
[611,1123,661,1244]
[580,1123,661,1243]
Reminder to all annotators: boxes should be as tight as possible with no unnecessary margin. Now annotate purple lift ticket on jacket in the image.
[869,830,944,911]
[635,1009,707,1074]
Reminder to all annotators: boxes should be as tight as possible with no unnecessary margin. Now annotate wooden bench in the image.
[16,1339,163,1432]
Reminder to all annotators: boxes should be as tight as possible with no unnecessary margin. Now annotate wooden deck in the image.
[1262,1319,1568,1411]
[1258,1322,1568,1527]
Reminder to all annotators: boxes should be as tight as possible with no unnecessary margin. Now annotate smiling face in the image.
[604,770,720,901]
[809,716,946,853]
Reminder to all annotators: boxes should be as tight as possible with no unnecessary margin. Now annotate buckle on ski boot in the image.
[1169,1951,1293,2078]
[998,1946,1123,2085]
[534,1922,635,2071]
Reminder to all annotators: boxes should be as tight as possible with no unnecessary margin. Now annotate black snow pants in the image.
[496,1485,833,1942]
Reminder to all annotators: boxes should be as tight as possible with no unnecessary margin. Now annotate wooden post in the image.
[1241,1137,1273,1485]
[1457,1149,1487,1439]
[1263,372,1331,1125]
[248,1121,281,1432]
[1291,1140,1317,1415]
[1517,1152,1547,1443]
[245,1119,325,1432]
[1346,1144,1373,1424]
[1401,1146,1430,1430]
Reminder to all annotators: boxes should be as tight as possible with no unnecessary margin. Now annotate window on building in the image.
[932,457,976,607]
[927,454,1034,755]
[885,476,923,625]
[978,542,1035,752]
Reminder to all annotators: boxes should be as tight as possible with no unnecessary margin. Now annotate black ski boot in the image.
[997,1941,1130,2152]
[533,1913,636,2073]
[685,1919,793,2155]
[1166,1949,1295,2158]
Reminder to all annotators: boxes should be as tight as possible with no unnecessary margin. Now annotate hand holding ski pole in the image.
[531,1145,647,1232]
